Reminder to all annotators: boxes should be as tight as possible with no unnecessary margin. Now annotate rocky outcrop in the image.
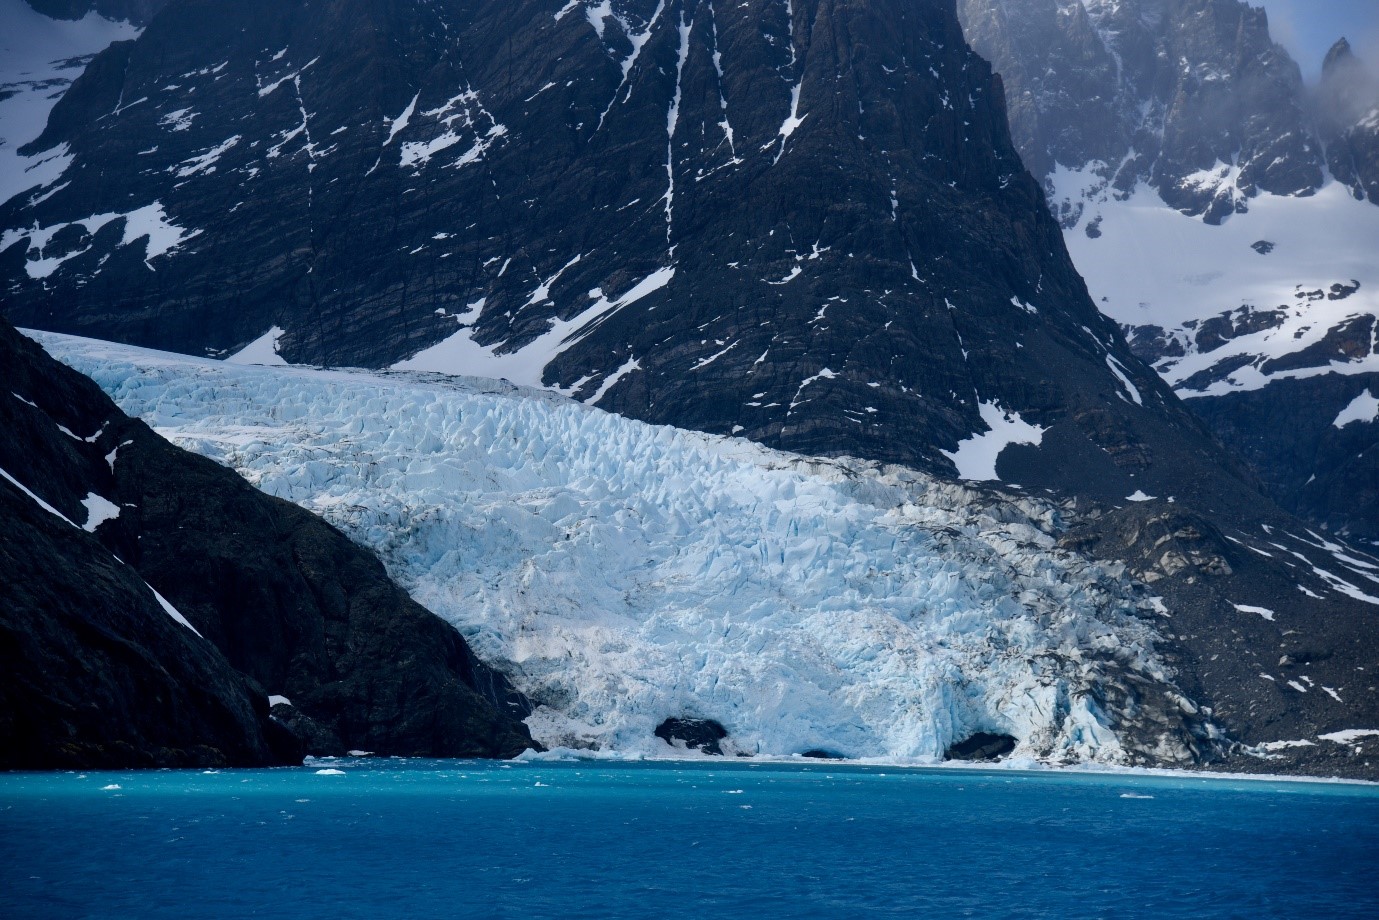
[960,0,1324,224]
[22,0,168,24]
[0,479,295,770]
[0,319,533,766]
[655,718,729,755]
[944,732,1017,761]
[961,2,1379,543]
[1317,38,1379,204]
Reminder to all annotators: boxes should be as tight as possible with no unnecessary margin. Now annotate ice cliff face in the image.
[39,330,1216,767]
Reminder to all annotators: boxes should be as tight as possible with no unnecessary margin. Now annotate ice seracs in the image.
[41,330,1210,767]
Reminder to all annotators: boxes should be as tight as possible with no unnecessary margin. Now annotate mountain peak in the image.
[1323,37,1355,73]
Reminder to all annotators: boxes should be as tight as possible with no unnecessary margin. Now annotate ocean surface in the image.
[2,759,1377,918]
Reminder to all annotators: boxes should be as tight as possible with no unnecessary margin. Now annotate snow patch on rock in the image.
[942,401,1046,482]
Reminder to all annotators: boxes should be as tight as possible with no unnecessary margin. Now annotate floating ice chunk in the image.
[942,401,1046,482]
[101,784,121,791]
[315,769,347,776]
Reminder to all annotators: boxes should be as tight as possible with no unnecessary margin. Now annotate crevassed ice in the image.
[39,331,1191,765]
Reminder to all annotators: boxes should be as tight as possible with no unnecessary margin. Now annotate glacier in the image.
[36,331,1206,766]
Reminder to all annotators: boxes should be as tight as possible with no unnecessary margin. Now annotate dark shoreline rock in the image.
[1,319,534,767]
[945,733,1017,762]
[655,718,729,755]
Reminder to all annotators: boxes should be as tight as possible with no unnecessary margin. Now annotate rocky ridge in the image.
[1,318,533,767]
[959,0,1379,541]
[1,0,1376,775]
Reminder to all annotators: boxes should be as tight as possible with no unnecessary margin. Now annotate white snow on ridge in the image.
[40,330,1193,765]
[1053,167,1379,396]
[1232,603,1275,622]
[0,201,199,278]
[941,401,1047,482]
[2,460,198,637]
[227,327,289,366]
[0,0,140,206]
[393,265,673,392]
[1334,389,1379,429]
[1319,729,1379,744]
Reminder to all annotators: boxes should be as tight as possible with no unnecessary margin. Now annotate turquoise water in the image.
[2,760,1376,918]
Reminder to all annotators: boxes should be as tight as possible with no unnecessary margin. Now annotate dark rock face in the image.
[655,717,728,754]
[0,0,1259,497]
[0,319,533,765]
[959,0,1324,224]
[944,732,1016,761]
[1317,39,1379,204]
[961,2,1379,548]
[2,0,1376,776]
[0,481,294,770]
[23,0,168,24]
[1186,375,1379,542]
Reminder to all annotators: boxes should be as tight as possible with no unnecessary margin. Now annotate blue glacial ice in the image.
[38,331,1202,765]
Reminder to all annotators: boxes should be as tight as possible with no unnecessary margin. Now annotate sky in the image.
[1254,0,1379,81]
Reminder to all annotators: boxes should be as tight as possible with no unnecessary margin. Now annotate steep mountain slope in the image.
[959,0,1326,222]
[0,0,1200,474]
[0,2,1321,556]
[1318,38,1379,204]
[1,318,533,764]
[41,331,1379,777]
[959,0,1379,540]
[0,0,140,205]
[4,0,1377,775]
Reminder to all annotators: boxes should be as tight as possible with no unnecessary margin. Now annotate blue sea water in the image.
[2,759,1377,919]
